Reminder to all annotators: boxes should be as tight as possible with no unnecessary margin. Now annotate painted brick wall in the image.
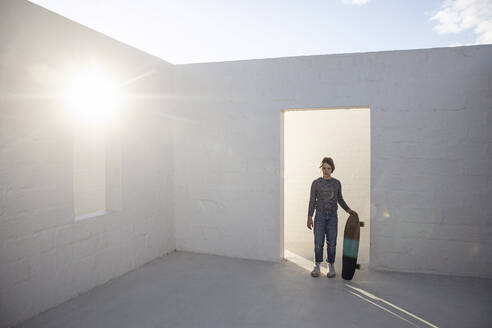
[169,45,492,277]
[0,1,175,327]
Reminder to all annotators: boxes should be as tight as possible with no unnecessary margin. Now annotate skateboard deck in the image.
[342,213,363,280]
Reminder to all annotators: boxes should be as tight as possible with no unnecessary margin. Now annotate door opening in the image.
[281,107,371,273]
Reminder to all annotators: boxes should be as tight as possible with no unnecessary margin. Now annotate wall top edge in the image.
[174,44,492,67]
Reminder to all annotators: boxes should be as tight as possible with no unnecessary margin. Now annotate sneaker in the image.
[327,263,336,278]
[310,265,320,277]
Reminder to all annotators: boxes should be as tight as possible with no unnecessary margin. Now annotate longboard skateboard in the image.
[342,213,364,280]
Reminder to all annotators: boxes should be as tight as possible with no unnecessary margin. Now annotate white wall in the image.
[283,108,370,265]
[0,1,175,327]
[170,45,492,278]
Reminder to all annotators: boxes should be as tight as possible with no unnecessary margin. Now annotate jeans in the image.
[313,211,338,264]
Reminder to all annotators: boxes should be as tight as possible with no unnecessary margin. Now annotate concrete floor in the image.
[16,251,492,328]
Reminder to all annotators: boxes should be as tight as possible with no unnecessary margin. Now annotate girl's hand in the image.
[307,217,313,230]
[348,209,358,216]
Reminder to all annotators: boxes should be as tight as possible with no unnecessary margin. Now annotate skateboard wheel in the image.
[356,264,361,270]
[359,221,365,227]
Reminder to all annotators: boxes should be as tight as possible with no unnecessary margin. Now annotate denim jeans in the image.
[313,211,338,264]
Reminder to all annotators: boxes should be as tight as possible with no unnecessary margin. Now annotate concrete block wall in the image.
[169,45,492,277]
[0,1,175,327]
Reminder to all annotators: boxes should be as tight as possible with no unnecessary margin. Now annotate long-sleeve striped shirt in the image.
[308,177,350,216]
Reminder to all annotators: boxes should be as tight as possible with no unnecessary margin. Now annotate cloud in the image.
[431,0,492,44]
[342,0,371,5]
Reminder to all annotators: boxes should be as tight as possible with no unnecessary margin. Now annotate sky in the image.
[29,0,492,64]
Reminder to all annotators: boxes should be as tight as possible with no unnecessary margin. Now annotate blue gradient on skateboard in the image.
[343,238,359,259]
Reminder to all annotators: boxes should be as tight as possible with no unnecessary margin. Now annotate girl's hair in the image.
[319,157,335,172]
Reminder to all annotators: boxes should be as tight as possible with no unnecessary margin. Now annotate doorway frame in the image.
[280,106,371,264]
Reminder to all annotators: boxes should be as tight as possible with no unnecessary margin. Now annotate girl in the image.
[307,157,357,278]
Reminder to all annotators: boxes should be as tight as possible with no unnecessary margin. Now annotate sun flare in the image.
[64,69,120,124]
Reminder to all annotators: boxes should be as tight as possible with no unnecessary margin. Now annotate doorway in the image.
[281,107,371,272]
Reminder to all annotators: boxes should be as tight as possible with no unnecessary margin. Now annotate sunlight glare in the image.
[64,69,120,124]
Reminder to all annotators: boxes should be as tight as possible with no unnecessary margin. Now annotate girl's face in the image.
[321,163,332,176]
